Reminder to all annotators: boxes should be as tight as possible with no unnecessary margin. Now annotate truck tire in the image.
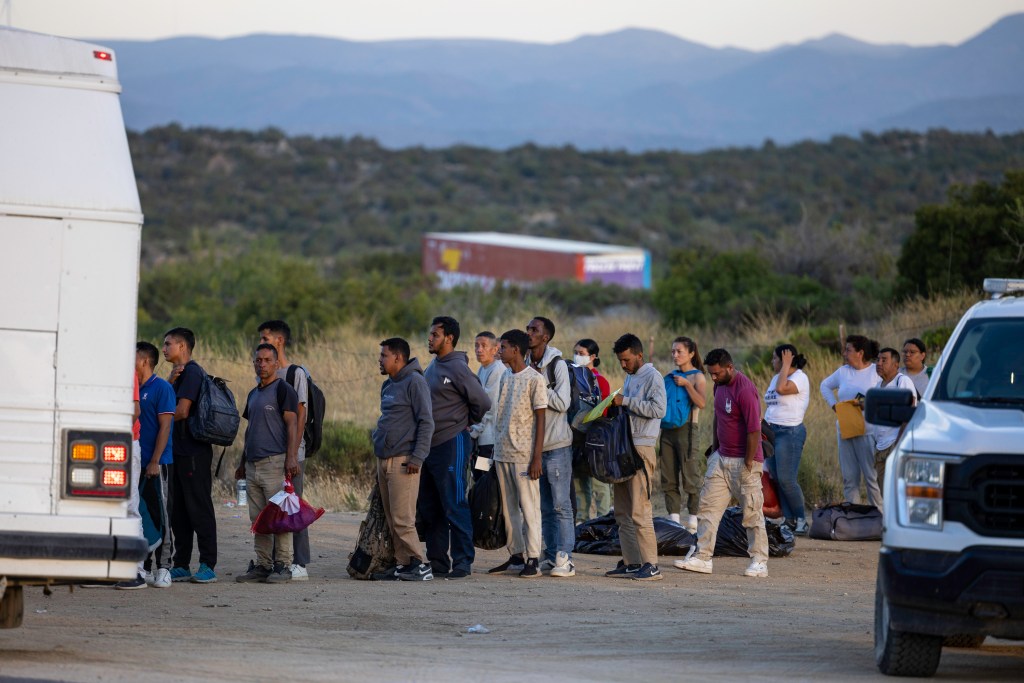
[943,634,985,648]
[0,585,24,629]
[875,574,942,677]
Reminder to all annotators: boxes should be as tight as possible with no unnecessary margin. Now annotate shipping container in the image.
[422,232,651,290]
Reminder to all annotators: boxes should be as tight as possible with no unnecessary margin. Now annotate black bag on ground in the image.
[286,364,327,457]
[347,483,395,580]
[188,374,240,446]
[574,513,697,557]
[713,506,796,558]
[809,502,882,541]
[584,406,644,484]
[469,467,507,550]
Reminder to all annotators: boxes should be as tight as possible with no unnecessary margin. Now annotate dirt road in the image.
[2,507,1022,682]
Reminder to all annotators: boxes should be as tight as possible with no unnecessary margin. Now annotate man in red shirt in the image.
[675,348,769,578]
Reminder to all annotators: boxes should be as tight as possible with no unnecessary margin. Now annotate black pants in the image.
[170,450,218,569]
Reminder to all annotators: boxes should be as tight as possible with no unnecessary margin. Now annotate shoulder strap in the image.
[275,378,290,415]
[545,356,562,388]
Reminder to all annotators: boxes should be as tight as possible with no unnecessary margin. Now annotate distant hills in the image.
[102,14,1024,151]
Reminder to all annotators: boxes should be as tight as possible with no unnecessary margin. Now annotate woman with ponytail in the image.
[820,335,883,510]
[764,344,811,534]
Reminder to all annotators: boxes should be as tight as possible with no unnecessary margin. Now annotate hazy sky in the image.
[8,1,1024,49]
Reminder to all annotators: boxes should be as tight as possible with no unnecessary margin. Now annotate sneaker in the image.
[143,570,155,586]
[398,562,434,581]
[235,563,272,583]
[668,512,681,524]
[77,582,115,589]
[539,558,556,574]
[605,560,642,578]
[114,574,148,590]
[153,568,172,589]
[549,551,576,578]
[674,556,713,574]
[169,566,192,582]
[446,568,471,579]
[373,565,402,581]
[519,558,541,578]
[744,560,768,578]
[793,518,809,536]
[685,515,699,534]
[190,563,217,584]
[632,563,663,581]
[290,564,309,581]
[488,554,526,574]
[265,562,292,583]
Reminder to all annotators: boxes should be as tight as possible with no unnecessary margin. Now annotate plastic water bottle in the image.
[236,479,247,507]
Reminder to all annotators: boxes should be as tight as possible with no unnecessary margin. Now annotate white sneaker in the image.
[549,551,576,578]
[539,559,556,574]
[744,560,768,578]
[668,512,681,524]
[153,568,172,588]
[674,556,713,574]
[143,570,155,586]
[290,564,309,581]
[685,515,698,534]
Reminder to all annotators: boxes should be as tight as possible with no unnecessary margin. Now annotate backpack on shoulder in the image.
[287,364,327,457]
[546,358,602,445]
[583,405,645,485]
[189,373,240,447]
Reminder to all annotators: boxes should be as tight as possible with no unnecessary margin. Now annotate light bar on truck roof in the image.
[93,50,112,61]
[983,278,1024,298]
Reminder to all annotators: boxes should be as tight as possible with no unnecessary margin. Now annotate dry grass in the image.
[186,292,978,512]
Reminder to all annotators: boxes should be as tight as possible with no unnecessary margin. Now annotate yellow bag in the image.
[836,399,865,439]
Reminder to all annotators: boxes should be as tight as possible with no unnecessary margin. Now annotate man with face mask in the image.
[676,348,769,579]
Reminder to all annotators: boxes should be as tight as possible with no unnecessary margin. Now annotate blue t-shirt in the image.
[139,373,176,465]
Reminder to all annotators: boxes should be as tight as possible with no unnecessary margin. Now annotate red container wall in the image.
[422,236,581,289]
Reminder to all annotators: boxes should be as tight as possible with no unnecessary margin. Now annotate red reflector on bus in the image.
[102,469,127,487]
[93,50,112,61]
[103,444,127,463]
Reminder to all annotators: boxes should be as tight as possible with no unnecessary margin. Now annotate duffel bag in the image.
[809,502,882,541]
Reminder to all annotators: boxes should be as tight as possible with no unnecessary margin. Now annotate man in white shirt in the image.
[871,347,918,487]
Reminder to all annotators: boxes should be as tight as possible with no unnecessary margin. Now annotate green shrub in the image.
[307,421,376,477]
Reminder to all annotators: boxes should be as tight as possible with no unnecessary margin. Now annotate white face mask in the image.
[573,354,591,367]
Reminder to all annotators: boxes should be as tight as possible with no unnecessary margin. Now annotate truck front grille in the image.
[945,456,1024,537]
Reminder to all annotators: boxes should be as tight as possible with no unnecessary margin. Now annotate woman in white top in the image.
[763,344,811,534]
[819,335,883,510]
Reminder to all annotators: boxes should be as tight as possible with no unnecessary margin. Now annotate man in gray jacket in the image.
[526,316,576,578]
[421,316,491,578]
[608,333,668,581]
[373,337,435,581]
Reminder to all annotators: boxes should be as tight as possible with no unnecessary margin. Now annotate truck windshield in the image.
[934,318,1024,403]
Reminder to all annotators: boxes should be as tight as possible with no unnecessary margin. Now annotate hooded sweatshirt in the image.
[424,350,492,448]
[529,345,573,452]
[622,362,668,447]
[372,358,434,466]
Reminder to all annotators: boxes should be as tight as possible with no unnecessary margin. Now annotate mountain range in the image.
[100,13,1024,151]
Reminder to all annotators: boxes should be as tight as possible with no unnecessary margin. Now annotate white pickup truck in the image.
[868,278,1024,676]
[0,26,146,628]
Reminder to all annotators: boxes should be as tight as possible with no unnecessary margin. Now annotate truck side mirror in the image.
[865,388,916,427]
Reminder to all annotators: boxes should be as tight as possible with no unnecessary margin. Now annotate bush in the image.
[307,422,376,478]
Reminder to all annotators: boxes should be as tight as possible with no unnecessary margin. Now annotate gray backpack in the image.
[809,502,882,541]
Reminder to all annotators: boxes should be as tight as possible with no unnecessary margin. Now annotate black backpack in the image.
[583,406,645,485]
[188,373,240,447]
[469,468,507,550]
[546,358,602,440]
[287,364,326,457]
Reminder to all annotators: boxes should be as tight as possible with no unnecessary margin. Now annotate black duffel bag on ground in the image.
[809,502,883,541]
[469,467,507,550]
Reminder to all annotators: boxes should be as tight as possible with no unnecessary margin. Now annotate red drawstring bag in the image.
[251,479,325,534]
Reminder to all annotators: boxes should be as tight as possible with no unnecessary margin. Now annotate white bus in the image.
[0,26,146,628]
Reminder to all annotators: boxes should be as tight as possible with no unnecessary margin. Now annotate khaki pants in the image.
[494,461,542,559]
[377,457,424,566]
[613,445,658,566]
[875,443,896,492]
[246,453,293,568]
[694,452,768,563]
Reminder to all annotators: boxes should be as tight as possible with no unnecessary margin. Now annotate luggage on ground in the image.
[809,502,882,541]
[347,484,395,580]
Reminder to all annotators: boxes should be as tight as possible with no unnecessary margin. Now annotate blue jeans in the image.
[766,423,807,521]
[417,431,474,574]
[540,446,574,563]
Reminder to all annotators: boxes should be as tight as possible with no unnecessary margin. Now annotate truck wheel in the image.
[0,585,24,629]
[875,575,942,677]
[943,634,985,648]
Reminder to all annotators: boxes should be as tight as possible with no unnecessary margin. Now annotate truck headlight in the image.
[897,456,945,529]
